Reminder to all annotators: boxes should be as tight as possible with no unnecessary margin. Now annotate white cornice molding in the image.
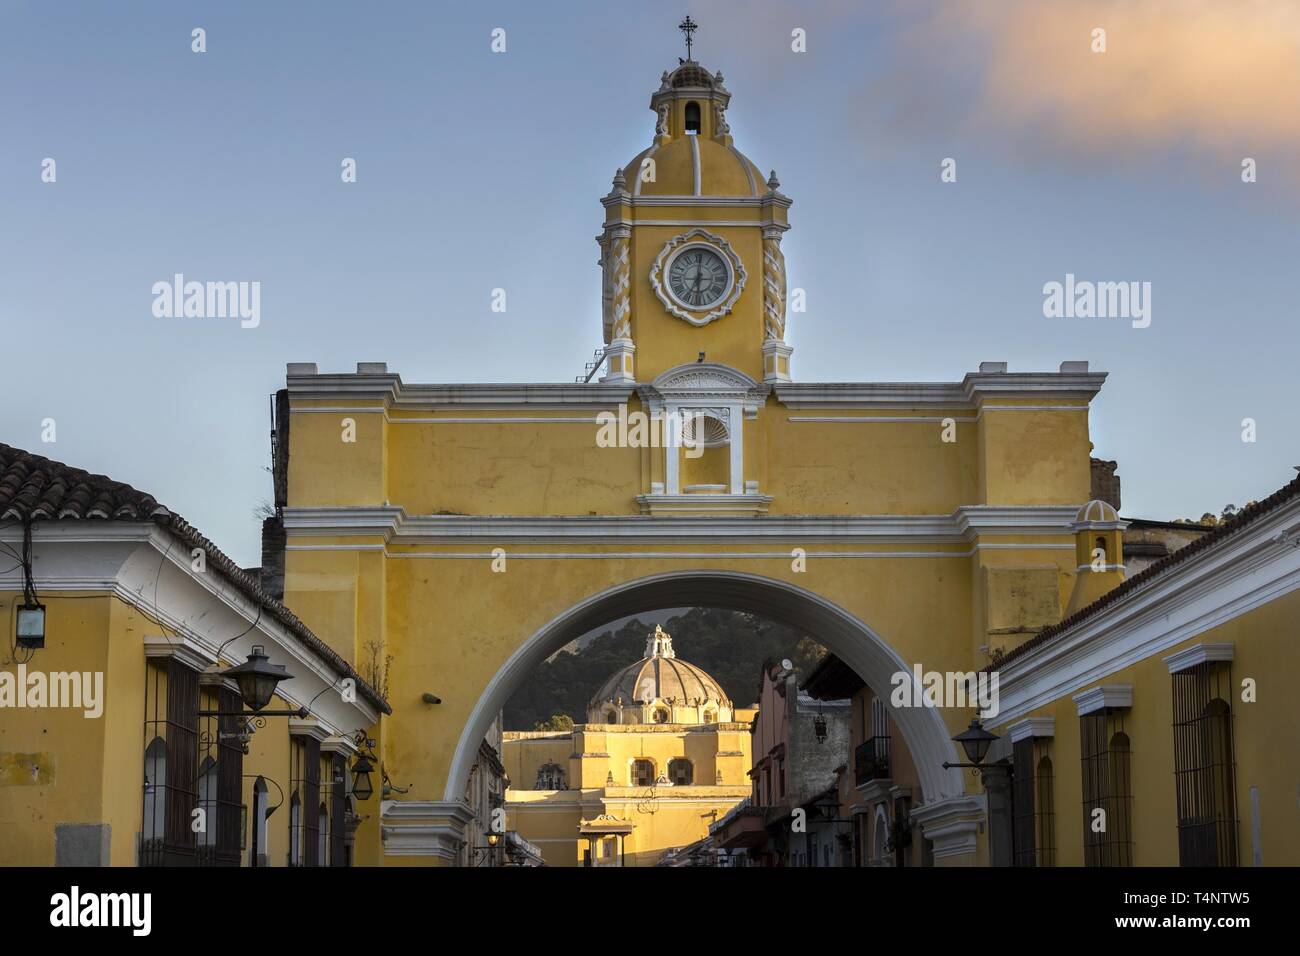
[143,633,218,672]
[774,370,1106,410]
[954,505,1079,536]
[634,493,774,516]
[1073,684,1133,716]
[962,371,1107,403]
[285,371,1100,412]
[776,382,968,408]
[602,194,786,208]
[990,497,1300,728]
[1164,642,1235,674]
[288,718,333,742]
[1008,717,1055,743]
[286,373,635,411]
[319,735,360,757]
[280,505,1078,544]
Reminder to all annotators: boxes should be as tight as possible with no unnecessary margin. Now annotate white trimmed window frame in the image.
[636,363,767,497]
[1163,642,1234,674]
[1072,684,1133,716]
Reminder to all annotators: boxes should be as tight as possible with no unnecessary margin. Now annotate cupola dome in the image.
[587,625,733,726]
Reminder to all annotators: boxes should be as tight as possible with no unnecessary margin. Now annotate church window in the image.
[669,758,693,786]
[632,759,655,787]
[684,101,701,133]
[1095,536,1108,561]
[535,762,566,790]
[652,707,670,723]
[606,709,618,724]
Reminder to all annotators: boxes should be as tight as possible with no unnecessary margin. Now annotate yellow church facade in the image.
[502,626,755,866]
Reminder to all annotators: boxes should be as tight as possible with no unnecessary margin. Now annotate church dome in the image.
[669,61,717,89]
[1074,499,1121,525]
[587,625,733,725]
[622,138,766,198]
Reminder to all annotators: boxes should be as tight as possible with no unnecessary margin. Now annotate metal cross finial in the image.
[678,15,698,60]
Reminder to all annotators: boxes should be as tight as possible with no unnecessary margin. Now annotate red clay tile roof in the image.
[0,443,390,715]
[993,472,1300,670]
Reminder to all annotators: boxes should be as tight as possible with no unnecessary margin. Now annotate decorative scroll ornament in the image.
[656,103,670,138]
[713,102,730,136]
[649,228,747,328]
[762,230,787,341]
[609,227,633,341]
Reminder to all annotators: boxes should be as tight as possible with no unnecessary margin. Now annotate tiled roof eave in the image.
[0,443,390,716]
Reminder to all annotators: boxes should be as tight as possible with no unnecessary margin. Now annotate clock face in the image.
[668,247,730,310]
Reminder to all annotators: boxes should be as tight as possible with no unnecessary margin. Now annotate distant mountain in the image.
[504,606,825,730]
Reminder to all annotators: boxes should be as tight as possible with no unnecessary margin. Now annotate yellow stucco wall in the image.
[0,588,369,867]
[992,588,1300,866]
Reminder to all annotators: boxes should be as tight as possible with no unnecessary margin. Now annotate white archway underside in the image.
[445,570,967,807]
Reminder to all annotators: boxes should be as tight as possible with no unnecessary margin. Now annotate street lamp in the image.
[942,718,1003,777]
[350,753,376,801]
[197,645,309,721]
[954,718,997,765]
[223,644,293,712]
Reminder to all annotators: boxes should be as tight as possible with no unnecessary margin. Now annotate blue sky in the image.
[2,1,1297,566]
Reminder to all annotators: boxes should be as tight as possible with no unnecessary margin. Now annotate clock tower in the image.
[597,41,792,386]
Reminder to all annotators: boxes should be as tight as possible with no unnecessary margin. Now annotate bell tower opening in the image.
[684,101,701,134]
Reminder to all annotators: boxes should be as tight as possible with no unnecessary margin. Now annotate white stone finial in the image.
[645,624,676,659]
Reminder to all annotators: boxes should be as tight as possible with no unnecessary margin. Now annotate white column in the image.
[728,403,743,494]
[665,404,680,494]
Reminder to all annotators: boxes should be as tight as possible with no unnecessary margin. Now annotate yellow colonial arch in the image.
[444,570,967,807]
[275,46,1104,868]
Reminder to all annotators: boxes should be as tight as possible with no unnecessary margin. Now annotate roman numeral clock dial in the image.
[668,248,728,309]
[649,230,747,328]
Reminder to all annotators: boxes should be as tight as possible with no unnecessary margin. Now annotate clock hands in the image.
[670,249,724,308]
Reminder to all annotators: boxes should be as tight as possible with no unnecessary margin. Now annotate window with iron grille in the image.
[316,750,333,866]
[194,683,244,867]
[631,759,655,787]
[140,657,199,866]
[1172,661,1238,866]
[288,735,322,866]
[535,761,566,790]
[1080,710,1133,866]
[1012,738,1056,866]
[669,758,693,786]
[330,754,348,866]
